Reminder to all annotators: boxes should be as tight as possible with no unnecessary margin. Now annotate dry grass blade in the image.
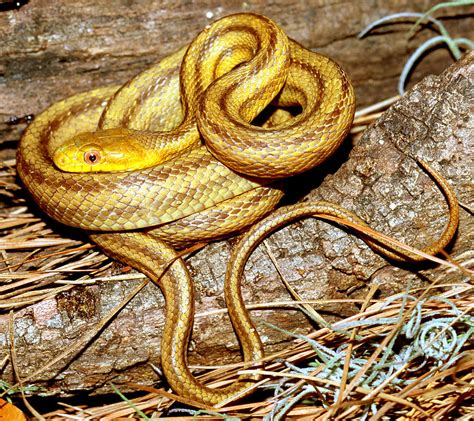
[262,240,328,327]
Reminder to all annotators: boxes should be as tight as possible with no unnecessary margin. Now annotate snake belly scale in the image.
[16,13,458,406]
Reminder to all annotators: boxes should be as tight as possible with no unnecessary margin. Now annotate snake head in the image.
[53,128,145,173]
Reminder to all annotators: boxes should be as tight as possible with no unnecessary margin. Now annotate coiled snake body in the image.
[17,14,458,405]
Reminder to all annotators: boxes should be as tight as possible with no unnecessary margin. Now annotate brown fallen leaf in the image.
[0,398,27,421]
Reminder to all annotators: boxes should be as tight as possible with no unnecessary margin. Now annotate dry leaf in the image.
[0,398,27,421]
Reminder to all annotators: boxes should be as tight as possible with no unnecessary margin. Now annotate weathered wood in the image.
[0,0,472,396]
[1,0,473,143]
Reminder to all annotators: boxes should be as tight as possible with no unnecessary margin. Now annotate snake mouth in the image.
[52,144,76,172]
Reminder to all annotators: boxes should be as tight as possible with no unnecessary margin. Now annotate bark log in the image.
[1,0,474,143]
[0,1,472,396]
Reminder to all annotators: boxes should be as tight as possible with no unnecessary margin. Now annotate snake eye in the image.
[84,150,101,165]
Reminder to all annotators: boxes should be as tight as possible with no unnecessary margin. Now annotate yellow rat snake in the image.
[16,14,458,406]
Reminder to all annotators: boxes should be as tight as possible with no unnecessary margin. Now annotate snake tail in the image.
[226,163,459,296]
